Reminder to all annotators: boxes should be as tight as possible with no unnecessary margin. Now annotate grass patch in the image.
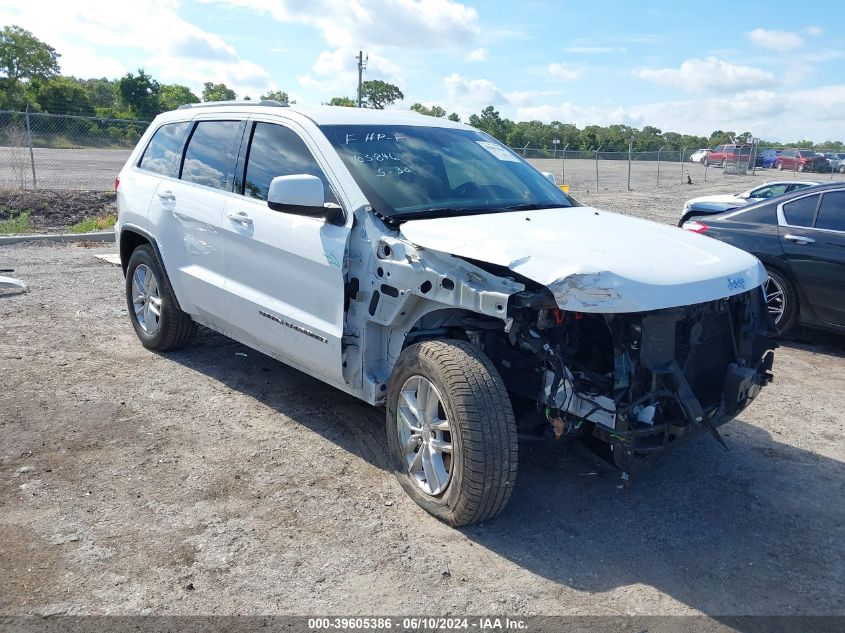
[69,214,117,233]
[0,211,32,235]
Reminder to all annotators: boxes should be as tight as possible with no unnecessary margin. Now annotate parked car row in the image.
[689,146,845,173]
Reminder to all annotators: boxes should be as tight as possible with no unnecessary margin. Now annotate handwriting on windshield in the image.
[345,132,405,144]
[353,152,412,177]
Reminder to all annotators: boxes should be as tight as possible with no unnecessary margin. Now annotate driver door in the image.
[220,119,350,384]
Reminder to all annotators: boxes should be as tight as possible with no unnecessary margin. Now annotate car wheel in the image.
[386,339,518,526]
[125,244,195,351]
[840,165,845,174]
[776,161,783,171]
[764,268,798,336]
[797,163,805,172]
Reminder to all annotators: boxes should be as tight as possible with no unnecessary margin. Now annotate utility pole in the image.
[356,50,368,108]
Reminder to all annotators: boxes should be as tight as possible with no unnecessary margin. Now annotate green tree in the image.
[410,103,447,118]
[0,26,60,84]
[0,25,61,108]
[468,106,513,142]
[202,82,236,102]
[361,80,404,109]
[33,76,93,116]
[260,89,293,104]
[158,84,199,111]
[117,69,161,119]
[327,96,356,107]
[447,112,460,122]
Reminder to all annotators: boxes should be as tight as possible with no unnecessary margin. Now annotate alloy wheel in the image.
[131,264,162,335]
[764,274,786,326]
[396,375,453,496]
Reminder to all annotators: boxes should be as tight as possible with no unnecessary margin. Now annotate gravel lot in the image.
[1,181,844,618]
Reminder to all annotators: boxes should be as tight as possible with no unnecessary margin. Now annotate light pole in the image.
[552,138,560,159]
[356,50,368,108]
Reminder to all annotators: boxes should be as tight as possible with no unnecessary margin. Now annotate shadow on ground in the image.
[169,328,844,618]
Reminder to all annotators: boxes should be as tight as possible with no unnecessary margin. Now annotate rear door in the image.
[219,118,350,383]
[150,118,245,319]
[778,189,845,326]
[125,121,191,233]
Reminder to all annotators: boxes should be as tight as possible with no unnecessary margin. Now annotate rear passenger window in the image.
[181,121,242,191]
[138,122,190,177]
[815,191,845,232]
[242,122,336,203]
[783,194,819,227]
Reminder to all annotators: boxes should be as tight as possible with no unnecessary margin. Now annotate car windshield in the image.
[319,124,571,219]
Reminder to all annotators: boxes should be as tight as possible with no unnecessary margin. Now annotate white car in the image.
[689,148,709,163]
[116,102,775,526]
[682,181,819,216]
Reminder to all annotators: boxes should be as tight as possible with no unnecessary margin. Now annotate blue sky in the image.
[2,0,844,140]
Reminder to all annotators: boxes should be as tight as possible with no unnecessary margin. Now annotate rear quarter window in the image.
[138,121,191,177]
[732,204,778,224]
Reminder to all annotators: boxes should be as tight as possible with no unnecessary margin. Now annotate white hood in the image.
[400,206,766,313]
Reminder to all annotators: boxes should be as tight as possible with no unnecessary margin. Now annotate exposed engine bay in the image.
[460,283,776,473]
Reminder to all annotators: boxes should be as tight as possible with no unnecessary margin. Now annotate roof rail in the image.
[176,100,289,110]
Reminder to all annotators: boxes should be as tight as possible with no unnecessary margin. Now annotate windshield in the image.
[319,124,571,219]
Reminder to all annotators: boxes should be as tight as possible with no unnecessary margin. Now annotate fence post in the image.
[680,146,686,184]
[561,144,568,185]
[25,103,37,189]
[523,142,530,158]
[656,145,665,188]
[595,145,602,192]
[627,140,632,191]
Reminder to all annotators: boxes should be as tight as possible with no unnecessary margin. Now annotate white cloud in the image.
[748,28,804,51]
[207,0,480,49]
[443,73,506,116]
[805,26,823,36]
[515,85,845,142]
[547,63,581,81]
[505,90,563,108]
[0,0,272,97]
[634,57,775,92]
[467,48,489,62]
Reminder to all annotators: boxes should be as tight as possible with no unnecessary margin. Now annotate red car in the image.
[775,149,830,173]
[704,144,752,167]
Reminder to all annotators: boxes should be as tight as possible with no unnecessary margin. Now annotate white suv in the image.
[116,101,775,526]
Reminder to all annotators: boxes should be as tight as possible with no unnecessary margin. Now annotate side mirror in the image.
[541,171,558,185]
[267,174,343,223]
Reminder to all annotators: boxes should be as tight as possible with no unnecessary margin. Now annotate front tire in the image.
[764,268,798,336]
[776,161,784,171]
[797,163,805,172]
[125,245,195,351]
[386,340,518,526]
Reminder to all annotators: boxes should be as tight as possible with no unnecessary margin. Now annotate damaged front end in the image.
[490,285,776,473]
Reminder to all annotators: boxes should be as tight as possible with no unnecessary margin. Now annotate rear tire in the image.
[764,268,798,336]
[125,245,195,351]
[776,161,784,171]
[386,340,518,526]
[798,163,805,172]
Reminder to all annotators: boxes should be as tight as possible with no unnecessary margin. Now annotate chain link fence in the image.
[517,146,845,193]
[0,110,148,190]
[1,110,842,193]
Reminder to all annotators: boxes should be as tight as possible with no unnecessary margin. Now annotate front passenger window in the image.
[243,122,337,204]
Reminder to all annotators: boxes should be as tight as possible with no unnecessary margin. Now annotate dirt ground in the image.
[1,183,844,618]
[0,189,116,231]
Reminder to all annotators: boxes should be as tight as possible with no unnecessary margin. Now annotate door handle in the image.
[227,211,253,225]
[784,234,815,245]
[157,190,175,201]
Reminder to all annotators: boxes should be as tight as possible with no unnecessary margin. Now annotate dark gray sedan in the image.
[682,182,845,335]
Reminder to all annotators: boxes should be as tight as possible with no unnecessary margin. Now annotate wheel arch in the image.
[119,225,184,312]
